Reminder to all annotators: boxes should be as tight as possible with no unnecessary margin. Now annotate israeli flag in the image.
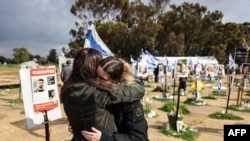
[189,58,193,66]
[218,78,222,93]
[165,57,169,66]
[144,50,159,67]
[228,53,235,69]
[189,58,194,70]
[141,50,159,72]
[84,24,114,58]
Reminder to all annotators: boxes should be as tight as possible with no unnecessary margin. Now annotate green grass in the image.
[143,103,151,115]
[143,102,158,118]
[8,98,23,105]
[161,101,190,115]
[209,112,244,120]
[202,95,217,100]
[186,77,193,83]
[151,86,171,92]
[7,88,20,94]
[183,98,207,106]
[0,88,21,96]
[0,64,20,70]
[160,125,199,141]
[211,90,227,96]
[245,89,250,96]
[151,86,162,92]
[144,83,152,87]
[227,105,250,113]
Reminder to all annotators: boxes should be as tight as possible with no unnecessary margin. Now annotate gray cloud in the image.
[0,0,249,58]
[0,0,75,58]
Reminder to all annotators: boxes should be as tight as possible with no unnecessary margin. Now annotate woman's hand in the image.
[67,122,73,134]
[81,127,102,141]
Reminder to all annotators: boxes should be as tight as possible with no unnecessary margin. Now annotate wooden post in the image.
[195,75,198,101]
[175,80,181,131]
[236,49,249,106]
[162,68,167,98]
[43,111,50,141]
[172,79,176,102]
[164,71,167,95]
[236,77,245,106]
[226,73,233,113]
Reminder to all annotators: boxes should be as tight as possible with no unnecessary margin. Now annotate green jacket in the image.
[62,81,145,140]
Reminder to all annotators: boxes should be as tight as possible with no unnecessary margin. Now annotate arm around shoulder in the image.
[112,81,145,103]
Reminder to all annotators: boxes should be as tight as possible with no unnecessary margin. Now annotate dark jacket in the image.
[100,100,149,141]
[178,77,187,91]
[62,81,145,141]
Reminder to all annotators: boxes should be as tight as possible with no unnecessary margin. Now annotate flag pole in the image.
[172,63,176,102]
[226,53,235,113]
[225,72,232,113]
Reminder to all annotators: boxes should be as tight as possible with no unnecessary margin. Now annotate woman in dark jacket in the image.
[81,56,149,141]
[61,48,145,141]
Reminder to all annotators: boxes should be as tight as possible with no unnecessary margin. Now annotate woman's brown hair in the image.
[60,48,103,103]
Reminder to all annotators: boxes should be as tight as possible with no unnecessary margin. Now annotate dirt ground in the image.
[0,70,250,141]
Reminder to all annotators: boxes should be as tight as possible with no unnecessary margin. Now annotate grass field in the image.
[0,64,20,70]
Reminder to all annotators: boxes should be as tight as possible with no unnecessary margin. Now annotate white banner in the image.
[20,66,62,129]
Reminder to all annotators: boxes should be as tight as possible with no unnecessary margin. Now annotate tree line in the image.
[66,0,250,65]
[0,48,58,65]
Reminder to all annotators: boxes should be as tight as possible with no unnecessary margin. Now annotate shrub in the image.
[209,112,243,120]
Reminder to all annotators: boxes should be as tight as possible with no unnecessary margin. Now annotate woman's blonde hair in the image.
[119,58,135,84]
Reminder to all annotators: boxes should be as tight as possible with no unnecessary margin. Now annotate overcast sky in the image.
[0,0,249,58]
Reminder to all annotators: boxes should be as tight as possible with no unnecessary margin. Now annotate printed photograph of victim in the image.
[33,78,45,93]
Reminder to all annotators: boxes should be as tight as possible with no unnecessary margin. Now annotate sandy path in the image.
[0,70,250,141]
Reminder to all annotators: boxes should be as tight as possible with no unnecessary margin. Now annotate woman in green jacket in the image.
[60,48,145,141]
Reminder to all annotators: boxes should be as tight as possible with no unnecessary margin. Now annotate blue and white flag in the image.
[228,53,235,69]
[141,50,159,72]
[218,78,222,93]
[189,58,193,66]
[165,57,169,66]
[84,24,114,58]
[189,58,194,70]
[144,50,159,67]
